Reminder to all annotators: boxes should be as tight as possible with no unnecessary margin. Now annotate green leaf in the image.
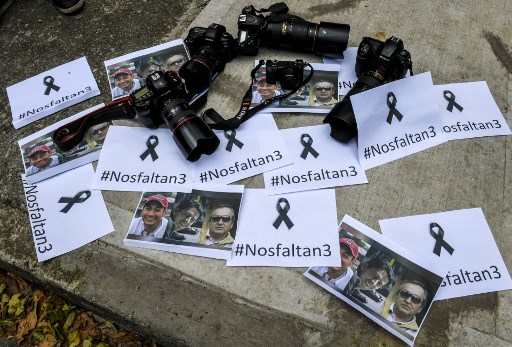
[63,311,76,331]
[32,329,45,341]
[67,329,80,347]
[82,337,93,347]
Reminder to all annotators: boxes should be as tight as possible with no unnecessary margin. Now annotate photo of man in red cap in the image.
[25,144,62,176]
[128,194,170,238]
[250,68,281,105]
[111,67,143,98]
[310,238,359,291]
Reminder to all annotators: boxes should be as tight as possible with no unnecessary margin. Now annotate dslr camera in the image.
[132,70,220,162]
[265,59,306,90]
[324,36,412,142]
[180,23,238,95]
[237,2,349,58]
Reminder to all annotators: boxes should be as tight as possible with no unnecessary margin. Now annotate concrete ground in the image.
[1,0,511,346]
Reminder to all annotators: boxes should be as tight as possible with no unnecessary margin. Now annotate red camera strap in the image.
[52,97,137,152]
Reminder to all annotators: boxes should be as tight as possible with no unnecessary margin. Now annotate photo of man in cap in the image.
[25,145,62,176]
[111,67,144,98]
[311,238,359,291]
[382,279,429,337]
[128,194,169,238]
[251,69,281,105]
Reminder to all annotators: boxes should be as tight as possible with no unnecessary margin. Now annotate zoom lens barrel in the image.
[261,18,349,58]
[160,99,220,162]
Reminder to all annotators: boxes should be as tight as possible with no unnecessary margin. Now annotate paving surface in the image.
[1,0,511,346]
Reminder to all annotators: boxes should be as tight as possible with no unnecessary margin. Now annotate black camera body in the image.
[355,36,411,82]
[237,2,349,58]
[265,59,306,90]
[324,36,412,143]
[132,71,220,162]
[180,23,238,95]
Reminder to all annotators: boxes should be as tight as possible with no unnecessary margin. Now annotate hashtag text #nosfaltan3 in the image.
[234,243,332,257]
[270,167,358,186]
[100,170,187,184]
[199,151,283,183]
[363,126,438,159]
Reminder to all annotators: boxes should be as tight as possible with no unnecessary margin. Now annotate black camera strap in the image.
[52,96,137,151]
[202,60,314,130]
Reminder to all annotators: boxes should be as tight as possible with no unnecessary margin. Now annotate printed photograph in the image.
[250,62,341,113]
[104,39,190,100]
[125,188,243,253]
[19,104,113,183]
[21,121,113,176]
[305,218,444,345]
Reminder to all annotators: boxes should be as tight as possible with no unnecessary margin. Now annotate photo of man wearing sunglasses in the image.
[310,79,338,107]
[204,204,236,247]
[382,279,428,337]
[85,122,110,151]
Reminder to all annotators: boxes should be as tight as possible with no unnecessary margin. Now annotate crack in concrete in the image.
[308,0,363,16]
[483,31,512,74]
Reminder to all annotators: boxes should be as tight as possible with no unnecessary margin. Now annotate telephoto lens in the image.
[261,18,350,58]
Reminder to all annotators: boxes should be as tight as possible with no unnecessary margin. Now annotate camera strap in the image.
[202,60,314,130]
[52,96,137,152]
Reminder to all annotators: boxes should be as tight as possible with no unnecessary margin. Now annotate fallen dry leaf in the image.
[15,309,37,342]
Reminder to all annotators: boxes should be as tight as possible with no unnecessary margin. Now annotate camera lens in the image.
[280,67,302,90]
[323,73,385,143]
[160,99,220,162]
[314,22,350,58]
[179,47,219,95]
[261,18,349,58]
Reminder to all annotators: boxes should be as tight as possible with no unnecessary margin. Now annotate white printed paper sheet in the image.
[227,189,341,267]
[324,47,358,96]
[263,124,368,194]
[351,72,448,170]
[190,113,292,184]
[379,208,512,300]
[435,81,512,139]
[304,215,446,346]
[93,126,193,192]
[8,57,100,129]
[22,164,114,262]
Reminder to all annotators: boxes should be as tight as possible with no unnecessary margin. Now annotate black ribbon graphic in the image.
[443,90,464,112]
[140,135,159,161]
[272,198,294,230]
[43,76,60,95]
[386,92,404,124]
[58,190,91,213]
[224,130,244,152]
[300,134,319,160]
[430,222,455,256]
